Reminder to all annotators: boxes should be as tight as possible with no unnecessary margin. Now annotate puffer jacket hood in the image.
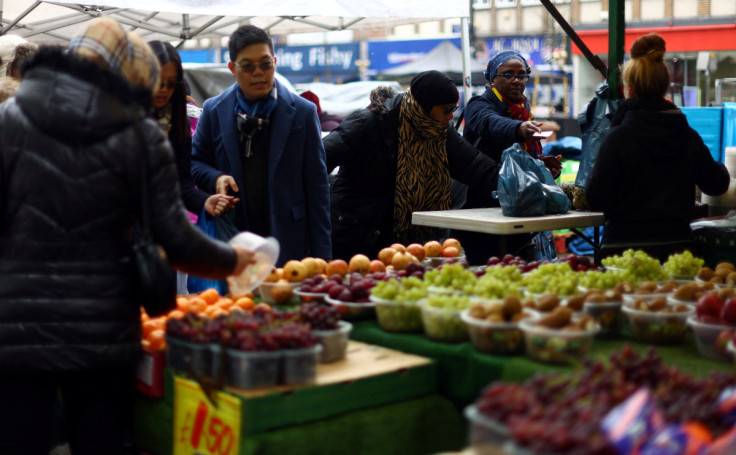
[17,46,153,145]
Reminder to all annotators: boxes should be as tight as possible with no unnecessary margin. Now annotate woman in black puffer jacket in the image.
[0,19,253,453]
[324,71,500,261]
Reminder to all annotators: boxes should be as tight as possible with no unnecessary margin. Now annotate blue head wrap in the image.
[483,50,530,83]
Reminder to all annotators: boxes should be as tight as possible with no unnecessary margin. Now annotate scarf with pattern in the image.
[393,90,452,244]
[155,103,172,135]
[491,86,541,158]
[234,84,278,118]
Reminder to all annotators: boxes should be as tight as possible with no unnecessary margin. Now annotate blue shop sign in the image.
[368,38,460,71]
[268,43,360,74]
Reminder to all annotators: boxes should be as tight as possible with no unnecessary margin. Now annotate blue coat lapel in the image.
[216,85,243,188]
[268,79,296,185]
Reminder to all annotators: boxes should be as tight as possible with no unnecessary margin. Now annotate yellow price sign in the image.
[173,377,241,455]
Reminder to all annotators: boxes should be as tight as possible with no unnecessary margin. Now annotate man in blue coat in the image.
[192,25,331,265]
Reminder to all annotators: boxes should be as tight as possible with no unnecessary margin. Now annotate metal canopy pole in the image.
[608,0,625,100]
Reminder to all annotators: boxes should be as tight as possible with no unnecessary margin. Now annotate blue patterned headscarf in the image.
[483,50,530,83]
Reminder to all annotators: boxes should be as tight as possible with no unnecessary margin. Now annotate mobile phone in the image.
[532,130,553,139]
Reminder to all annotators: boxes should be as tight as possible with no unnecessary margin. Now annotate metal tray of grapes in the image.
[324,295,376,321]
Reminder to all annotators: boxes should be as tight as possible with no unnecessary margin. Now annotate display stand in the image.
[132,341,467,455]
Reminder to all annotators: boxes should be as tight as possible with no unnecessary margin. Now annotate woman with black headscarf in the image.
[324,70,501,260]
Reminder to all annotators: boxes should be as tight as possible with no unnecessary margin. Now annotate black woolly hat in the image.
[410,70,458,114]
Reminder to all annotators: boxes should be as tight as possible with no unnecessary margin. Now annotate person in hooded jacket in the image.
[0,18,254,454]
[324,70,500,260]
[585,33,729,262]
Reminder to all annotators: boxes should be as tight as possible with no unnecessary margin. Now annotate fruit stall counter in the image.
[131,341,467,455]
[349,320,734,409]
[411,207,605,261]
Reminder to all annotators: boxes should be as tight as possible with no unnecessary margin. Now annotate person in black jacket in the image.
[0,18,254,454]
[324,70,500,260]
[586,33,730,262]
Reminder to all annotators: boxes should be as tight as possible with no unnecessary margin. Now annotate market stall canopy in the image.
[379,40,488,85]
[2,0,468,45]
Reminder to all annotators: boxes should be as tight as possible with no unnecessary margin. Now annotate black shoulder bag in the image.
[131,124,177,317]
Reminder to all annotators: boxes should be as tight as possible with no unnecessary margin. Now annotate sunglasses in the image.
[444,105,459,114]
[496,73,530,82]
[159,81,180,90]
[232,60,275,74]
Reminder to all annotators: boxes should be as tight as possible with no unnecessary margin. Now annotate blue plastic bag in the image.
[187,209,239,294]
[495,145,571,216]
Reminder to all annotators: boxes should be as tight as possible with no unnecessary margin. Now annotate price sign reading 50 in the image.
[173,377,241,455]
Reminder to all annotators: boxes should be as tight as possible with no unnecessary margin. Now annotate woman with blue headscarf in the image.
[453,50,563,264]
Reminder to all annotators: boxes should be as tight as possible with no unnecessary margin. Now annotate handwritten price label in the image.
[173,377,241,455]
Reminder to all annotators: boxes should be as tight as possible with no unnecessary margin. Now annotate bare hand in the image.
[204,194,235,216]
[215,174,239,196]
[231,244,256,275]
[517,121,544,141]
[540,154,563,179]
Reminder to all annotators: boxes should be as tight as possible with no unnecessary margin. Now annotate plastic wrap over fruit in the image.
[227,232,280,295]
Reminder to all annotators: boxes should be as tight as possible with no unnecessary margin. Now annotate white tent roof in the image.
[382,40,486,76]
[2,1,469,45]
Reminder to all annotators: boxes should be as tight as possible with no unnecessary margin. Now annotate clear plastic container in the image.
[227,232,280,295]
[225,349,280,389]
[311,321,353,363]
[464,404,511,448]
[583,301,624,335]
[324,295,375,320]
[622,292,672,305]
[460,309,532,355]
[419,299,469,343]
[687,316,734,361]
[621,304,694,345]
[371,295,424,333]
[166,336,215,379]
[281,345,322,385]
[294,289,327,303]
[425,254,467,268]
[518,318,598,365]
[258,280,300,305]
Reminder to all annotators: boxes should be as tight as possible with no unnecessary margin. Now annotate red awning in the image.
[572,23,736,55]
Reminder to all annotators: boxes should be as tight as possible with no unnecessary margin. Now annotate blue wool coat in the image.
[191,79,332,265]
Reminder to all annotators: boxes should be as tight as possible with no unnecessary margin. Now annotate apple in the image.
[370,259,386,273]
[313,258,328,275]
[378,247,398,266]
[442,238,462,251]
[325,259,349,277]
[424,240,442,258]
[348,254,371,275]
[442,246,460,258]
[406,243,426,261]
[390,243,406,253]
[722,296,736,325]
[391,251,414,270]
[697,292,723,321]
[300,257,320,278]
[264,267,282,283]
[283,260,308,282]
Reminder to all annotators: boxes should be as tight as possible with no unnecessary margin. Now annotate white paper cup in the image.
[227,232,280,295]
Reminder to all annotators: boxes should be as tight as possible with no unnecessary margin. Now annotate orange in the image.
[141,339,152,350]
[186,297,207,314]
[215,298,233,310]
[233,297,255,311]
[176,297,189,311]
[141,320,158,339]
[148,329,166,351]
[167,309,185,319]
[209,308,227,319]
[199,288,221,306]
[140,307,150,322]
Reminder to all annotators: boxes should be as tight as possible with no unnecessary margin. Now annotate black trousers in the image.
[0,367,135,455]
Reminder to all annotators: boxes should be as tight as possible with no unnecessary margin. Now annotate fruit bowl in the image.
[687,316,734,361]
[257,281,301,305]
[311,321,353,363]
[370,295,423,333]
[518,318,599,365]
[424,254,467,268]
[621,303,694,345]
[583,300,624,335]
[464,404,511,448]
[460,308,535,355]
[294,289,327,303]
[622,291,673,305]
[324,295,375,320]
[418,298,469,343]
